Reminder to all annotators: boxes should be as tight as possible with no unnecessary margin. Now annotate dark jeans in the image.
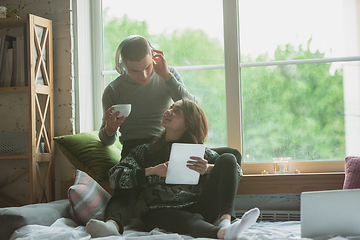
[211,147,241,166]
[104,187,143,233]
[105,138,152,233]
[141,153,239,239]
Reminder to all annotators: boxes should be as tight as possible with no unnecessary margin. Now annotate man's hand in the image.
[104,106,126,137]
[152,49,174,82]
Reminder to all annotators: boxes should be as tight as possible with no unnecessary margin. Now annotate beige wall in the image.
[0,0,75,206]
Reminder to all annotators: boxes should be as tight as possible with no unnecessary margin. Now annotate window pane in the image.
[241,62,360,163]
[239,0,350,62]
[102,0,226,147]
[102,0,224,70]
[179,69,227,147]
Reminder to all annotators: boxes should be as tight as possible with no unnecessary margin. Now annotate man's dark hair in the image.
[121,36,151,62]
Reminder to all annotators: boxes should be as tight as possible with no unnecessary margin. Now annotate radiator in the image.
[235,210,300,222]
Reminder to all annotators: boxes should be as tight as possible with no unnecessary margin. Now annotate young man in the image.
[99,35,196,158]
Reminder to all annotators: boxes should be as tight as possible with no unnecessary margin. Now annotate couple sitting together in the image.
[87,35,260,239]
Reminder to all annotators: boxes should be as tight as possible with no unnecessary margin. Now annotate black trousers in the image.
[141,153,239,239]
[105,138,152,233]
[105,139,241,234]
[211,147,241,166]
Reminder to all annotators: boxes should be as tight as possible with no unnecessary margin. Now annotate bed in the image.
[4,211,359,240]
[9,217,304,240]
[1,133,359,240]
[2,165,360,240]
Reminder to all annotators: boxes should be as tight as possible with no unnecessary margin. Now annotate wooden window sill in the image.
[237,172,345,195]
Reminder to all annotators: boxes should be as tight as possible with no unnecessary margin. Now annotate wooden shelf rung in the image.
[0,155,30,160]
[0,86,29,93]
[36,153,52,163]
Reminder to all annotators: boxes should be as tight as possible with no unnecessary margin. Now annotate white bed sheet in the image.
[9,218,360,240]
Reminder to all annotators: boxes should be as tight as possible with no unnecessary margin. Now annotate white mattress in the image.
[9,218,359,240]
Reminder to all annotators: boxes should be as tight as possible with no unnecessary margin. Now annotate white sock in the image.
[85,219,120,238]
[224,208,260,240]
[218,219,231,228]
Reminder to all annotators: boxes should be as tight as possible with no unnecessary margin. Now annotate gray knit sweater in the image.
[99,67,196,145]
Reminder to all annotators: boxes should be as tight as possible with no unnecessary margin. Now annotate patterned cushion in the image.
[68,170,111,225]
[343,156,360,189]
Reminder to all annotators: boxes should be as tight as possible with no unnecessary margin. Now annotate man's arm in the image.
[99,124,118,146]
[152,49,196,103]
[99,85,118,146]
[166,67,197,103]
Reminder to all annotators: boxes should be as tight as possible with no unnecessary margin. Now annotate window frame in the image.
[73,0,104,133]
[74,0,359,183]
[222,0,360,175]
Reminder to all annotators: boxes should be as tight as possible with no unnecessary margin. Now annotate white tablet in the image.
[165,143,206,185]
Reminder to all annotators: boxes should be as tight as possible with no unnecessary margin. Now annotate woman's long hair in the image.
[146,98,208,164]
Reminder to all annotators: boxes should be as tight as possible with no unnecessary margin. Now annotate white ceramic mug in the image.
[112,104,131,118]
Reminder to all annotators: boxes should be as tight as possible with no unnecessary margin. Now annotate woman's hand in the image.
[104,106,126,137]
[187,157,211,175]
[146,161,169,177]
[152,49,174,82]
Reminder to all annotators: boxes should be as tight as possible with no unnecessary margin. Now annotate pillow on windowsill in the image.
[54,131,122,182]
[68,169,112,225]
[343,156,360,189]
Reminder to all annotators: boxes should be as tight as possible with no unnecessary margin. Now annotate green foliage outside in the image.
[103,14,345,163]
[242,42,345,162]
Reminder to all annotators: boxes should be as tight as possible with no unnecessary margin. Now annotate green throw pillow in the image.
[53,131,122,182]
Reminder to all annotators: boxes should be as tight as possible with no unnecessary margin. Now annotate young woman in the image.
[87,98,260,239]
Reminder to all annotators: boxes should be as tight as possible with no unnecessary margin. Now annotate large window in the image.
[102,0,227,147]
[238,0,360,167]
[98,0,360,173]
